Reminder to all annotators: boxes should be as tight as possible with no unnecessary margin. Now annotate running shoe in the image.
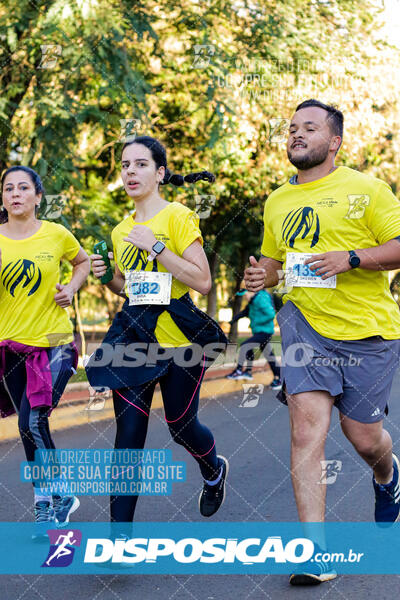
[32,500,56,541]
[53,495,80,527]
[242,369,253,380]
[199,455,229,517]
[270,377,282,391]
[226,368,252,380]
[373,453,400,526]
[290,544,337,585]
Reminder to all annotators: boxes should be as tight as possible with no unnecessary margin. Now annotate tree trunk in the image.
[102,286,124,323]
[206,249,219,318]
[228,247,248,343]
[74,291,85,356]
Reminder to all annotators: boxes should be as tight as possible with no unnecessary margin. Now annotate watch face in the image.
[153,241,165,254]
[350,254,360,267]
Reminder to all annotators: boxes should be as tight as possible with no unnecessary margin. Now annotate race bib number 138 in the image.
[125,271,172,305]
[285,252,336,288]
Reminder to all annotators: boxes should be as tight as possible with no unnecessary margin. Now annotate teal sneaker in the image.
[32,500,56,541]
[290,544,337,585]
[53,495,80,527]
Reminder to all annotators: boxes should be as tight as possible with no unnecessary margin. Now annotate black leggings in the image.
[238,332,281,378]
[2,345,75,487]
[111,357,220,522]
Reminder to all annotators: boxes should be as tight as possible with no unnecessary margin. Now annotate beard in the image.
[287,141,331,170]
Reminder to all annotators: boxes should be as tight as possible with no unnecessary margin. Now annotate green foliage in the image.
[1,0,399,320]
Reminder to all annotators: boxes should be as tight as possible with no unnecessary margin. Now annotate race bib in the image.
[285,252,336,288]
[125,271,172,305]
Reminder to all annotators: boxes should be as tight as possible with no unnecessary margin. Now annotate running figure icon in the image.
[45,531,77,566]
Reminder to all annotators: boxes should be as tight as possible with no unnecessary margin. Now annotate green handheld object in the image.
[93,241,113,284]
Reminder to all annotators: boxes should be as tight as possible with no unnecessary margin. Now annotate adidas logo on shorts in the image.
[392,479,400,503]
[371,407,381,417]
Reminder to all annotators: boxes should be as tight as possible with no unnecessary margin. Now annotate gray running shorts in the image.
[276,300,400,423]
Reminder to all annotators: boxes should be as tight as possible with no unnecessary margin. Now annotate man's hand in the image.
[54,283,74,307]
[304,251,351,279]
[123,224,157,252]
[244,256,266,291]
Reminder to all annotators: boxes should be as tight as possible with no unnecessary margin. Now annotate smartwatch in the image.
[348,250,361,269]
[147,240,166,262]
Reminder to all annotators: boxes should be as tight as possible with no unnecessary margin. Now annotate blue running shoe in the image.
[290,544,337,585]
[226,368,252,380]
[270,377,282,391]
[53,495,80,527]
[32,500,56,541]
[373,453,400,527]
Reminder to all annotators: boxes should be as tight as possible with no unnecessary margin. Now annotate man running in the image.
[244,99,400,585]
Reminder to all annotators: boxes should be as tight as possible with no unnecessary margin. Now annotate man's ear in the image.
[331,135,341,153]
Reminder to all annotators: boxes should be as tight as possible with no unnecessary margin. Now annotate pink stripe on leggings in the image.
[115,389,149,417]
[190,440,216,458]
[165,354,206,424]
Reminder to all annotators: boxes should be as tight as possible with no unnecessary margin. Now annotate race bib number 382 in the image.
[285,252,337,288]
[125,271,172,305]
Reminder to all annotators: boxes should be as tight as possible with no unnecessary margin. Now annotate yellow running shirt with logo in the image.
[112,201,203,347]
[0,221,81,346]
[261,166,400,340]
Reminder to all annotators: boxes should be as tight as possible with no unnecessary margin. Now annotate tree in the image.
[1,0,399,329]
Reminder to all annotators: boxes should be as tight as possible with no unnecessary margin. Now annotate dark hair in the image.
[295,99,344,141]
[122,136,215,186]
[0,166,45,224]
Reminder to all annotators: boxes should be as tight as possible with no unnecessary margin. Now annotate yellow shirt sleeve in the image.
[367,181,400,244]
[261,199,284,261]
[60,225,81,260]
[172,208,203,256]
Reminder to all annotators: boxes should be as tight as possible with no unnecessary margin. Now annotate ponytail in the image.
[161,168,215,187]
[0,206,7,224]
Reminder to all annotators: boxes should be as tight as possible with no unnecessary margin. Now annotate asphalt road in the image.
[1,373,400,599]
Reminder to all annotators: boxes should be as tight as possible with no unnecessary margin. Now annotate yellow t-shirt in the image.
[112,201,203,347]
[261,166,400,340]
[0,221,80,346]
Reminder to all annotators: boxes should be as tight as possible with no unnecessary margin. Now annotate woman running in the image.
[88,136,228,531]
[0,166,90,537]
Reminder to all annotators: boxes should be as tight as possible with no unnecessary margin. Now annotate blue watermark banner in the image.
[20,449,185,495]
[1,522,400,574]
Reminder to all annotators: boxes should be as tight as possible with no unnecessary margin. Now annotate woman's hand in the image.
[54,283,74,307]
[90,251,114,280]
[123,225,157,252]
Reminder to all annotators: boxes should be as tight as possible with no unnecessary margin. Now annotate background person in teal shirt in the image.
[227,289,282,388]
